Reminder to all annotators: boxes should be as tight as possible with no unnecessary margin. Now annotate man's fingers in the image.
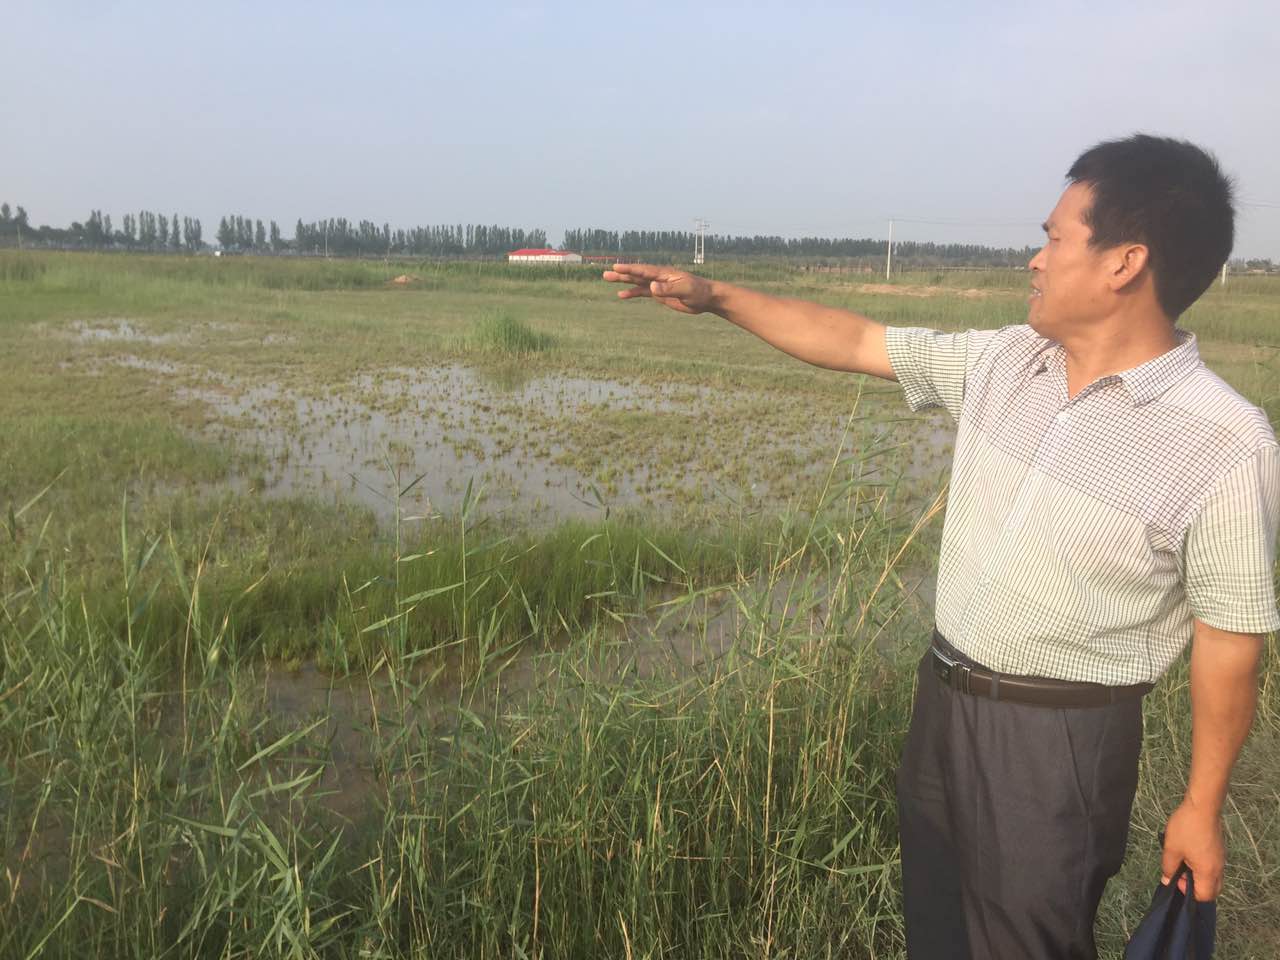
[604,264,706,313]
[1160,862,1222,901]
[603,263,676,284]
[611,278,691,302]
[1192,867,1221,901]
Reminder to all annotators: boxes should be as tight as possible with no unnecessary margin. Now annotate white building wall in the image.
[507,253,583,264]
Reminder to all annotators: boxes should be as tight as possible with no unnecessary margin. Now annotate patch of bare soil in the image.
[857,283,990,299]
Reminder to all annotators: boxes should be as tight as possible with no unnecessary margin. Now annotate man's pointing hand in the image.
[602,263,716,315]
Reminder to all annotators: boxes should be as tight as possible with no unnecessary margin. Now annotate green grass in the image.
[469,309,558,355]
[2,471,930,958]
[1,250,1277,957]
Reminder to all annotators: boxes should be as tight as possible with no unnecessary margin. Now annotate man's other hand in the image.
[1161,797,1224,901]
[602,263,716,315]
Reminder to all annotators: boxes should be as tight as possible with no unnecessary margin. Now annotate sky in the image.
[4,0,1279,257]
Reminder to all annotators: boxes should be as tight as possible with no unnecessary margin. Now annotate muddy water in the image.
[248,562,938,818]
[96,351,953,524]
[249,585,772,809]
[72,319,185,344]
[182,364,723,522]
[239,589,757,819]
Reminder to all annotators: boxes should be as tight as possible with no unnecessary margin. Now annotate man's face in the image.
[1026,182,1113,339]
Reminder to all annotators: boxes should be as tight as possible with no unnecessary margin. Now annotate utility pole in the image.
[885,218,894,280]
[1221,261,1227,286]
[693,218,708,265]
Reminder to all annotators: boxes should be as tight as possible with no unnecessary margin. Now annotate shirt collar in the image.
[1118,329,1201,405]
[1032,328,1201,406]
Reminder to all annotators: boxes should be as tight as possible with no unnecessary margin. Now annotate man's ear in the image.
[1109,243,1150,292]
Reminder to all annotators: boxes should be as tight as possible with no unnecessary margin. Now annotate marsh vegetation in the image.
[2,252,1277,957]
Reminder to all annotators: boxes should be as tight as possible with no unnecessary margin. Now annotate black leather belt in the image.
[930,633,1153,708]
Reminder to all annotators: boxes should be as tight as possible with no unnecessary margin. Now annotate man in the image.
[603,134,1279,958]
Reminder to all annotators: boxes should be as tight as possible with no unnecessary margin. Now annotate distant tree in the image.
[158,214,169,249]
[217,216,234,249]
[84,211,99,245]
[269,220,282,252]
[139,211,157,247]
[103,214,113,245]
[255,219,266,250]
[0,203,10,222]
[15,206,28,229]
[171,213,181,249]
[188,218,203,251]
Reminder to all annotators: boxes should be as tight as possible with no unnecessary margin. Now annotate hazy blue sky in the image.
[4,0,1278,256]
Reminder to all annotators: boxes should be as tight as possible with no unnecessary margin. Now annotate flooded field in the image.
[68,339,955,524]
[5,254,1278,958]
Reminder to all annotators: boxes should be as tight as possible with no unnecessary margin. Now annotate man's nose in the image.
[1028,247,1046,271]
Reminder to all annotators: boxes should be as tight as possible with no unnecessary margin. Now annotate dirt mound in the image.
[388,274,420,286]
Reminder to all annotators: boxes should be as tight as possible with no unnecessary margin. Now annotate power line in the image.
[887,216,1042,227]
[706,216,1044,237]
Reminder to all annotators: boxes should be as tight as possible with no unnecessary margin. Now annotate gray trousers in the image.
[895,640,1144,959]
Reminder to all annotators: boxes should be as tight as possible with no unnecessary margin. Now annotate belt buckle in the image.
[932,647,971,694]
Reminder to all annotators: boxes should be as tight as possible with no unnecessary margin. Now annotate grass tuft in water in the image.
[470,309,557,354]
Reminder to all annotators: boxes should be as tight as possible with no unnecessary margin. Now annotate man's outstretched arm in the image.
[603,263,896,380]
[1160,618,1264,900]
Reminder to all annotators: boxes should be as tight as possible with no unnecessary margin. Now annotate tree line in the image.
[0,203,548,258]
[0,201,1044,265]
[290,220,548,257]
[10,202,1270,269]
[0,203,205,252]
[563,227,1039,266]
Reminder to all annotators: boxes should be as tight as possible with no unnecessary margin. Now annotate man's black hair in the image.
[1067,134,1234,319]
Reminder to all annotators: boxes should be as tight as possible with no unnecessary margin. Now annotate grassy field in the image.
[1,251,1277,957]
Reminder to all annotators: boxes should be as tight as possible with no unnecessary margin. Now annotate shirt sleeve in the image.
[1183,444,1280,634]
[883,326,1000,421]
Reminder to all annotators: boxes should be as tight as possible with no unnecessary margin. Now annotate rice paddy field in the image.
[1,250,1277,958]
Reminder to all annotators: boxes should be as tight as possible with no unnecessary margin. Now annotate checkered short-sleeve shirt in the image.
[886,324,1280,685]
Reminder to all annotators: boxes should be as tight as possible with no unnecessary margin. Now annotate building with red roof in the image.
[507,248,583,264]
